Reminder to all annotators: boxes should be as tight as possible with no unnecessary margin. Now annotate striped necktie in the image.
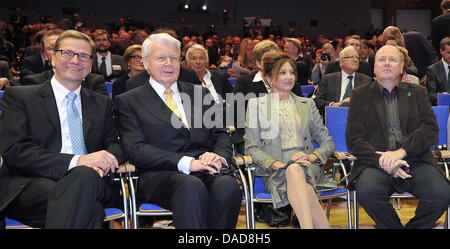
[66,92,88,155]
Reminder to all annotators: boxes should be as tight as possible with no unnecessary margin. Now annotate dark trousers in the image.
[4,167,116,228]
[143,172,242,229]
[355,162,450,229]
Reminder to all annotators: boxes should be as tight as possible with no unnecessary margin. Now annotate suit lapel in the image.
[397,83,411,132]
[38,82,61,134]
[369,82,388,135]
[80,88,94,142]
[437,62,447,91]
[333,72,342,102]
[209,71,223,97]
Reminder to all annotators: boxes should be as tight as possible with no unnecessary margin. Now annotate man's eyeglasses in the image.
[129,55,142,61]
[56,49,92,62]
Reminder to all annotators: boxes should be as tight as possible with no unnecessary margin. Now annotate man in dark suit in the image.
[324,35,373,78]
[125,67,201,91]
[284,38,311,86]
[346,45,450,229]
[185,44,234,127]
[426,37,450,106]
[91,29,125,82]
[0,30,125,229]
[23,70,107,95]
[20,29,64,82]
[314,46,372,115]
[432,0,450,53]
[115,33,242,229]
[382,26,437,79]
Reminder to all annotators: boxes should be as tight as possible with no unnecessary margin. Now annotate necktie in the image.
[66,92,88,155]
[163,88,188,129]
[44,60,51,70]
[99,56,107,77]
[343,75,354,99]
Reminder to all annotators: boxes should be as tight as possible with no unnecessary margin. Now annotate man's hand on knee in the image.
[76,150,119,174]
[376,149,407,172]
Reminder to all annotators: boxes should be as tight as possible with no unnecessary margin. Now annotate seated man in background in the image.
[115,33,242,229]
[426,37,450,106]
[314,46,371,116]
[0,30,125,229]
[346,45,450,229]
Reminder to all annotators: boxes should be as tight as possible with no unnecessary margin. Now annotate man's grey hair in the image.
[142,33,181,58]
[186,44,209,65]
[339,46,357,60]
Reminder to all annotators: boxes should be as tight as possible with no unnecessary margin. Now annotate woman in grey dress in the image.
[244,52,335,228]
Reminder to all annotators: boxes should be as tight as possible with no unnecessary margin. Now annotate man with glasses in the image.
[324,35,373,78]
[314,46,371,115]
[0,30,125,228]
[346,45,450,229]
[115,33,242,229]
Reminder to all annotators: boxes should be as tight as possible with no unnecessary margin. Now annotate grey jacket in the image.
[244,93,335,175]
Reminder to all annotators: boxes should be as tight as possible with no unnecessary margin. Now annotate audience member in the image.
[284,38,311,85]
[244,52,335,229]
[426,37,450,105]
[346,45,450,229]
[431,0,450,53]
[91,29,124,82]
[112,45,144,98]
[115,33,242,229]
[314,46,371,115]
[228,38,256,78]
[0,30,125,229]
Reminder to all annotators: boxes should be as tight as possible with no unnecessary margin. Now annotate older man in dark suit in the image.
[0,30,125,229]
[314,46,371,115]
[115,33,242,229]
[346,45,450,229]
[426,37,450,106]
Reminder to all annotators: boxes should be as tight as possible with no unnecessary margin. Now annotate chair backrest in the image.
[0,90,4,100]
[228,77,237,88]
[105,82,113,98]
[300,85,315,98]
[438,93,450,107]
[254,176,265,195]
[325,106,349,153]
[431,106,449,147]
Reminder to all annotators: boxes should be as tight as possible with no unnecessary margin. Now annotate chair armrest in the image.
[333,152,357,161]
[117,163,136,173]
[231,155,253,166]
[434,150,450,159]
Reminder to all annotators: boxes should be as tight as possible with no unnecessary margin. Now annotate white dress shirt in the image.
[253,71,271,92]
[200,69,221,103]
[51,76,83,171]
[96,51,112,76]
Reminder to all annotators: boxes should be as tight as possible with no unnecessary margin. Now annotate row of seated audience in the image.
[0,1,449,229]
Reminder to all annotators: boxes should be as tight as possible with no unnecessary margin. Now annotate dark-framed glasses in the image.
[129,55,142,61]
[57,49,92,62]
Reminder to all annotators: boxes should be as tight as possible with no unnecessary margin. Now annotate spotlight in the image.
[184,4,189,10]
[202,5,207,11]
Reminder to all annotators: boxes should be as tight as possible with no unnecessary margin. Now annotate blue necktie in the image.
[66,92,88,155]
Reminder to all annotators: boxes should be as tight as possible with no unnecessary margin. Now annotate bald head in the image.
[382,26,404,46]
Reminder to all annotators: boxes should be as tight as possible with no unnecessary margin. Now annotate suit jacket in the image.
[426,60,448,106]
[324,60,373,78]
[431,12,450,53]
[244,93,334,172]
[22,70,107,95]
[115,81,232,200]
[231,71,304,145]
[0,61,12,81]
[295,57,311,85]
[125,68,201,91]
[208,69,234,99]
[91,53,125,82]
[0,82,125,213]
[404,31,437,79]
[314,71,372,115]
[346,81,438,190]
[20,54,51,82]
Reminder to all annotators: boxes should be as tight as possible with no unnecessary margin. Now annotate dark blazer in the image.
[0,83,125,213]
[425,60,448,106]
[115,81,232,200]
[125,68,201,91]
[208,69,234,99]
[403,31,438,79]
[20,54,51,82]
[346,81,438,190]
[91,53,125,82]
[22,70,107,95]
[314,71,372,114]
[231,71,304,145]
[111,73,129,98]
[431,12,450,53]
[295,57,311,85]
[324,60,373,78]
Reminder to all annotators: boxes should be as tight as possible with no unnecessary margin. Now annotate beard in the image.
[96,46,110,53]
